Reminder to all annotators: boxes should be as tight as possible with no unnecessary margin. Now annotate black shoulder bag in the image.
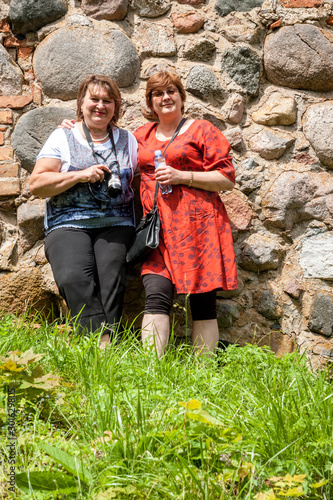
[126,117,187,266]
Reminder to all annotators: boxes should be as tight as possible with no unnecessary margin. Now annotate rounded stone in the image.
[172,12,204,34]
[248,129,294,160]
[33,27,140,99]
[216,0,264,17]
[182,38,216,61]
[240,233,284,272]
[186,65,224,102]
[264,24,333,91]
[222,46,261,96]
[9,0,68,35]
[252,92,297,126]
[0,44,23,95]
[81,0,128,20]
[303,102,333,169]
[132,0,171,17]
[308,292,333,337]
[12,107,76,173]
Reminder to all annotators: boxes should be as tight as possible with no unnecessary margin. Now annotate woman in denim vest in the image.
[29,75,138,345]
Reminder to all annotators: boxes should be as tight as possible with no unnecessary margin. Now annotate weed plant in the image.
[0,312,332,499]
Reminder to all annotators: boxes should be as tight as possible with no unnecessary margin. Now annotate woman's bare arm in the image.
[155,166,234,192]
[29,158,110,198]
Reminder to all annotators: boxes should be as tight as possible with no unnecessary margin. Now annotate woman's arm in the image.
[29,158,111,198]
[155,166,234,192]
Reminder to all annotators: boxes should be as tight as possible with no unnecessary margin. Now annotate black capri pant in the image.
[142,274,216,321]
[45,225,134,334]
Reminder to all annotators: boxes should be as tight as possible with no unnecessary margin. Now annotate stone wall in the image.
[0,0,332,367]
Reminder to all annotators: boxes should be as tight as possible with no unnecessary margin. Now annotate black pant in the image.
[45,226,134,335]
[143,274,217,321]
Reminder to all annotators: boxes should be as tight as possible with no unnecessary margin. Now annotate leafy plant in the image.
[0,348,61,395]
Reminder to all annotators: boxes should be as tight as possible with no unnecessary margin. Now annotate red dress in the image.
[134,119,238,294]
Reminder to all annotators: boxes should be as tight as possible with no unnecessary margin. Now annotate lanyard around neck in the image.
[82,122,117,162]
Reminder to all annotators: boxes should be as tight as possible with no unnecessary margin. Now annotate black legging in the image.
[142,274,216,321]
[45,225,134,334]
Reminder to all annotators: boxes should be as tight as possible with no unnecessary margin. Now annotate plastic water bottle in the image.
[154,150,172,195]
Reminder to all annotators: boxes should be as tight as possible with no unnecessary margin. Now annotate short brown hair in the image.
[76,74,122,126]
[145,71,186,120]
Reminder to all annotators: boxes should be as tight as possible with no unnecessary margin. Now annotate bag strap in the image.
[153,117,187,206]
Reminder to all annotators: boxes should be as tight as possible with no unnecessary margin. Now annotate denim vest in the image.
[44,127,134,234]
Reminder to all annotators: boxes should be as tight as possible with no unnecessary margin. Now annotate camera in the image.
[105,161,122,198]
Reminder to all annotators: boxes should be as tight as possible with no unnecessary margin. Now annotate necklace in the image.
[90,132,109,142]
[81,122,109,142]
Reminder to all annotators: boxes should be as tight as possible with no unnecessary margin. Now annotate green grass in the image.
[0,312,332,499]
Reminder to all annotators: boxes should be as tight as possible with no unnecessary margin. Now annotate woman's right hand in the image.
[58,119,75,129]
[79,164,111,183]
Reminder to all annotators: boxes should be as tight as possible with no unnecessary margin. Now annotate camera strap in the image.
[82,121,122,202]
[82,121,120,172]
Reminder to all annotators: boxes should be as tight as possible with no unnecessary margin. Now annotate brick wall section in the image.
[0,111,12,124]
[280,0,322,7]
[0,164,19,177]
[0,180,20,197]
[0,147,14,161]
[0,95,32,108]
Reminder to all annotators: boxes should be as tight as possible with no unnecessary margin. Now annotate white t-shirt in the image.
[37,122,138,173]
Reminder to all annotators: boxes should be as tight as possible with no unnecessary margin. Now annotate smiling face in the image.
[151,85,183,120]
[80,84,115,131]
[145,71,187,121]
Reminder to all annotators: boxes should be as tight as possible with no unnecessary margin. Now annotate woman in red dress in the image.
[134,71,238,356]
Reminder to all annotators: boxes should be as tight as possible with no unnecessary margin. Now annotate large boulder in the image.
[9,0,68,35]
[303,102,333,169]
[12,107,76,173]
[34,27,140,99]
[222,46,261,96]
[264,25,333,91]
[0,44,23,95]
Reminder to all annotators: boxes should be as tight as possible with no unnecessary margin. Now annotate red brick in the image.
[0,111,12,124]
[0,180,20,197]
[269,19,282,29]
[31,84,42,105]
[0,132,4,145]
[176,0,205,4]
[327,15,333,25]
[24,69,35,84]
[0,127,6,132]
[0,164,19,177]
[0,95,32,109]
[280,0,322,6]
[4,35,31,48]
[17,47,34,58]
[0,20,11,32]
[0,147,14,161]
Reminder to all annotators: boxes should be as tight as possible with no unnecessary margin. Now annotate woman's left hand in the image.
[155,164,182,186]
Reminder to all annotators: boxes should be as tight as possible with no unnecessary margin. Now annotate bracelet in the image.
[188,171,194,188]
